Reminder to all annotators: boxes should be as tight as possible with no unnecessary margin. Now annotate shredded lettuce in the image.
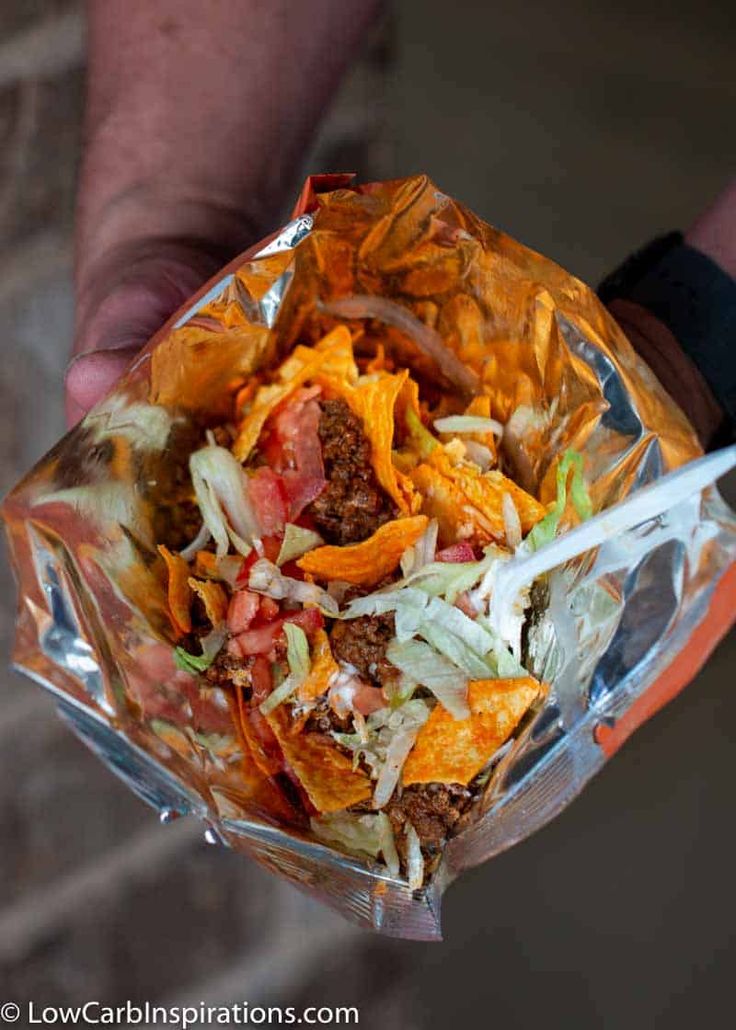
[372,702,430,808]
[259,622,311,715]
[285,622,310,681]
[377,811,401,877]
[423,596,494,655]
[332,700,430,802]
[311,811,400,876]
[474,614,527,677]
[404,821,425,889]
[525,449,592,552]
[403,545,503,603]
[404,406,438,459]
[190,445,259,558]
[463,439,494,471]
[433,414,503,436]
[173,625,227,676]
[249,558,339,616]
[276,523,323,566]
[387,673,417,710]
[417,622,491,679]
[174,647,212,674]
[179,522,212,562]
[502,492,522,549]
[386,638,469,719]
[414,596,527,679]
[400,518,438,578]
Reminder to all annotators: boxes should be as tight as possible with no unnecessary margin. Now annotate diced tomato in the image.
[272,385,322,443]
[227,590,261,634]
[236,535,283,584]
[283,606,324,636]
[248,467,289,536]
[239,656,284,775]
[437,542,476,563]
[233,605,324,658]
[282,470,325,519]
[258,428,286,473]
[352,684,386,716]
[262,536,283,562]
[295,510,319,532]
[266,390,326,520]
[293,398,323,471]
[250,655,272,705]
[233,621,283,656]
[258,596,280,621]
[279,559,305,581]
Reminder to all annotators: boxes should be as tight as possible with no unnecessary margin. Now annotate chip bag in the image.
[4,175,735,940]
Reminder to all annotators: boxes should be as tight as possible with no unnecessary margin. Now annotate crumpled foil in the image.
[4,175,735,940]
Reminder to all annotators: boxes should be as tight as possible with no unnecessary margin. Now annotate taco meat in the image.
[329,612,397,687]
[205,651,254,695]
[387,783,473,858]
[308,398,396,544]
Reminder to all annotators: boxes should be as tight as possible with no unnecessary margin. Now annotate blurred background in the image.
[1,1,734,1026]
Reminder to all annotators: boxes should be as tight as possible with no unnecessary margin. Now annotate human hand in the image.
[65,0,381,426]
[601,176,736,449]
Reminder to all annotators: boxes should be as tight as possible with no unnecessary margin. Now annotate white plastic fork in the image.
[479,444,736,640]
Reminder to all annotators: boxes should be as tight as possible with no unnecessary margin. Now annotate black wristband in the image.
[599,232,736,428]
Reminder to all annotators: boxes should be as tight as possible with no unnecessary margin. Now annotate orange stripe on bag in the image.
[595,560,736,757]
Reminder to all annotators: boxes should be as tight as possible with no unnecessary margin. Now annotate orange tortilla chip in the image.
[297,515,429,586]
[232,325,358,461]
[461,395,498,465]
[410,461,476,546]
[480,471,547,533]
[266,708,372,812]
[188,577,228,626]
[402,677,542,786]
[364,342,393,374]
[411,450,546,545]
[232,680,283,779]
[193,550,218,578]
[298,629,339,703]
[157,545,192,636]
[318,368,420,515]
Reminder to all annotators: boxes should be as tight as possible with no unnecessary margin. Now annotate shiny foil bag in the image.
[4,175,735,940]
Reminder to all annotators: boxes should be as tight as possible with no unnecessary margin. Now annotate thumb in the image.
[65,346,142,426]
[67,241,228,427]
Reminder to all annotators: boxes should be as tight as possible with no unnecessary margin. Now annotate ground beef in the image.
[205,652,253,696]
[329,613,397,687]
[386,783,473,858]
[307,398,396,544]
[160,500,204,554]
[304,698,353,737]
[210,423,235,448]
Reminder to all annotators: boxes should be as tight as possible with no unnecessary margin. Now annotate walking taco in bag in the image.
[4,175,735,939]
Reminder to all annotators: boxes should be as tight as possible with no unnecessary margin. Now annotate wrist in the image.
[685,178,736,281]
[599,232,736,448]
[606,298,727,449]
